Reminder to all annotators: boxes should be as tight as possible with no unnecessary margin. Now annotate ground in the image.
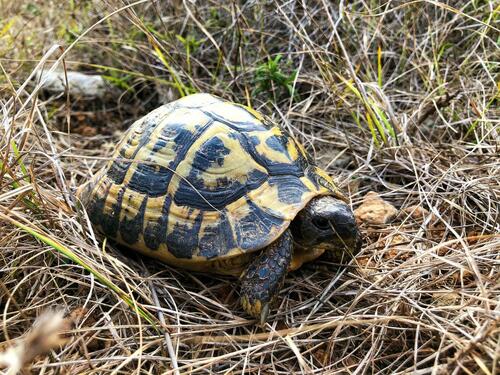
[0,1,498,374]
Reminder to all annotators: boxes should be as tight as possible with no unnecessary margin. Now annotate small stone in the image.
[36,70,116,99]
[354,191,398,225]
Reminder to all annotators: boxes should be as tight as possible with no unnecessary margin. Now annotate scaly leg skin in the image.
[240,229,293,325]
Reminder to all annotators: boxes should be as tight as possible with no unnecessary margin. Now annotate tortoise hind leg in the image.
[240,229,293,325]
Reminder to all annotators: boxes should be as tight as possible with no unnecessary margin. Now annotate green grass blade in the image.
[10,140,30,183]
[351,111,363,130]
[336,73,362,100]
[377,45,383,88]
[365,113,380,147]
[465,89,498,138]
[372,103,396,141]
[367,107,387,144]
[2,212,158,329]
[0,156,39,212]
[149,37,187,97]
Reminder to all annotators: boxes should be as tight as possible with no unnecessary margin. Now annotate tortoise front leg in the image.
[240,229,293,325]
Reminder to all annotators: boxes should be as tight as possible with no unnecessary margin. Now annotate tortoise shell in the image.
[77,94,346,272]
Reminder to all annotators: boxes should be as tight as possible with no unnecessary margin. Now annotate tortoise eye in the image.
[312,217,330,230]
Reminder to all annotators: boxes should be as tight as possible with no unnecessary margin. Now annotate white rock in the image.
[36,70,114,99]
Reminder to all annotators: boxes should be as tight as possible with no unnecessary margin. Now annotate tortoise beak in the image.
[323,200,362,260]
[329,200,362,254]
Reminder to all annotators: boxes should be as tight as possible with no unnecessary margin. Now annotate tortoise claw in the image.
[240,230,293,323]
[259,303,270,326]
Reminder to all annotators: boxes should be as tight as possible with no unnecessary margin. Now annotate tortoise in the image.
[77,93,361,324]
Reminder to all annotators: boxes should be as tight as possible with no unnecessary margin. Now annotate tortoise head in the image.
[290,196,361,259]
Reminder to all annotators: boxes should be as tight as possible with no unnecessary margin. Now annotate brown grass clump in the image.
[1,1,499,374]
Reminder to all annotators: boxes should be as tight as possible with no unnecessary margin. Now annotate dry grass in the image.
[0,1,499,374]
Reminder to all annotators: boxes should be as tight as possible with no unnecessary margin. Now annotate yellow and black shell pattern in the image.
[77,94,345,269]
